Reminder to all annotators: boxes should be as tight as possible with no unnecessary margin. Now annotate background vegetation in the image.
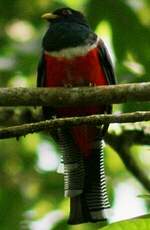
[0,0,149,229]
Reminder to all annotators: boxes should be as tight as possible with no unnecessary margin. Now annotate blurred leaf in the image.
[137,194,150,200]
[100,218,150,230]
[86,0,150,79]
[135,214,150,219]
[52,219,69,230]
[0,188,27,229]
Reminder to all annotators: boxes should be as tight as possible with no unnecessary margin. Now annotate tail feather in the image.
[68,140,110,225]
[58,128,84,197]
[57,127,110,225]
[68,193,109,225]
[68,194,90,225]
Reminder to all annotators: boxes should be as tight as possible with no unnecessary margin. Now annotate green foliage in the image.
[86,0,150,79]
[0,188,25,230]
[100,216,150,230]
[0,0,149,229]
[137,194,150,200]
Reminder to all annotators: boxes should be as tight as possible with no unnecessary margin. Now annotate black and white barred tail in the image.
[57,127,110,225]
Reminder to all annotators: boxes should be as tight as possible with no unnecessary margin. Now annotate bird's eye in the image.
[62,9,72,16]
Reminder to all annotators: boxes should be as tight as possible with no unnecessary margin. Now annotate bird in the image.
[37,7,116,225]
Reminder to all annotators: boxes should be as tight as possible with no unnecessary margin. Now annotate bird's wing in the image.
[37,52,45,87]
[97,39,117,135]
[98,38,117,85]
[37,52,56,119]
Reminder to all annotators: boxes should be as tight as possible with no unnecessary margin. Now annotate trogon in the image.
[37,8,116,225]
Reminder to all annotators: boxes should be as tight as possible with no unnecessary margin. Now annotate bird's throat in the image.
[44,41,98,59]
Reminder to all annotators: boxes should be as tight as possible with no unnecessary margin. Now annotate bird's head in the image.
[41,8,95,52]
[41,8,89,28]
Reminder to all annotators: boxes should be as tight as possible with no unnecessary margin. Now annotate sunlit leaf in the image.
[137,194,150,200]
[100,218,150,230]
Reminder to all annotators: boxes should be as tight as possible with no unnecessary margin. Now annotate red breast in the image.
[44,47,108,157]
[44,47,108,87]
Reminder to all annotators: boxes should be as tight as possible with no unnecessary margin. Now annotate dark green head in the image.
[42,8,96,52]
[42,8,89,27]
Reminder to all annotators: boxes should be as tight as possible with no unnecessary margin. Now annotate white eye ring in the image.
[62,9,72,16]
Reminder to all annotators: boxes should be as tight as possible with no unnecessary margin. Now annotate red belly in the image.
[45,47,107,116]
[45,47,107,87]
[44,48,108,157]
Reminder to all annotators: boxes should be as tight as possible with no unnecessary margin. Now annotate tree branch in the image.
[105,131,150,191]
[0,84,149,191]
[0,82,149,106]
[0,111,150,139]
[0,108,149,192]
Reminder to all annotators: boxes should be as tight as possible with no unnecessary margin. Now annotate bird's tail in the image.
[68,141,110,225]
[57,128,110,225]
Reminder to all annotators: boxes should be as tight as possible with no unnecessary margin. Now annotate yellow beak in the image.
[41,13,59,20]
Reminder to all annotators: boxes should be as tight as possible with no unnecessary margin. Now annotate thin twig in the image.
[0,111,150,139]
